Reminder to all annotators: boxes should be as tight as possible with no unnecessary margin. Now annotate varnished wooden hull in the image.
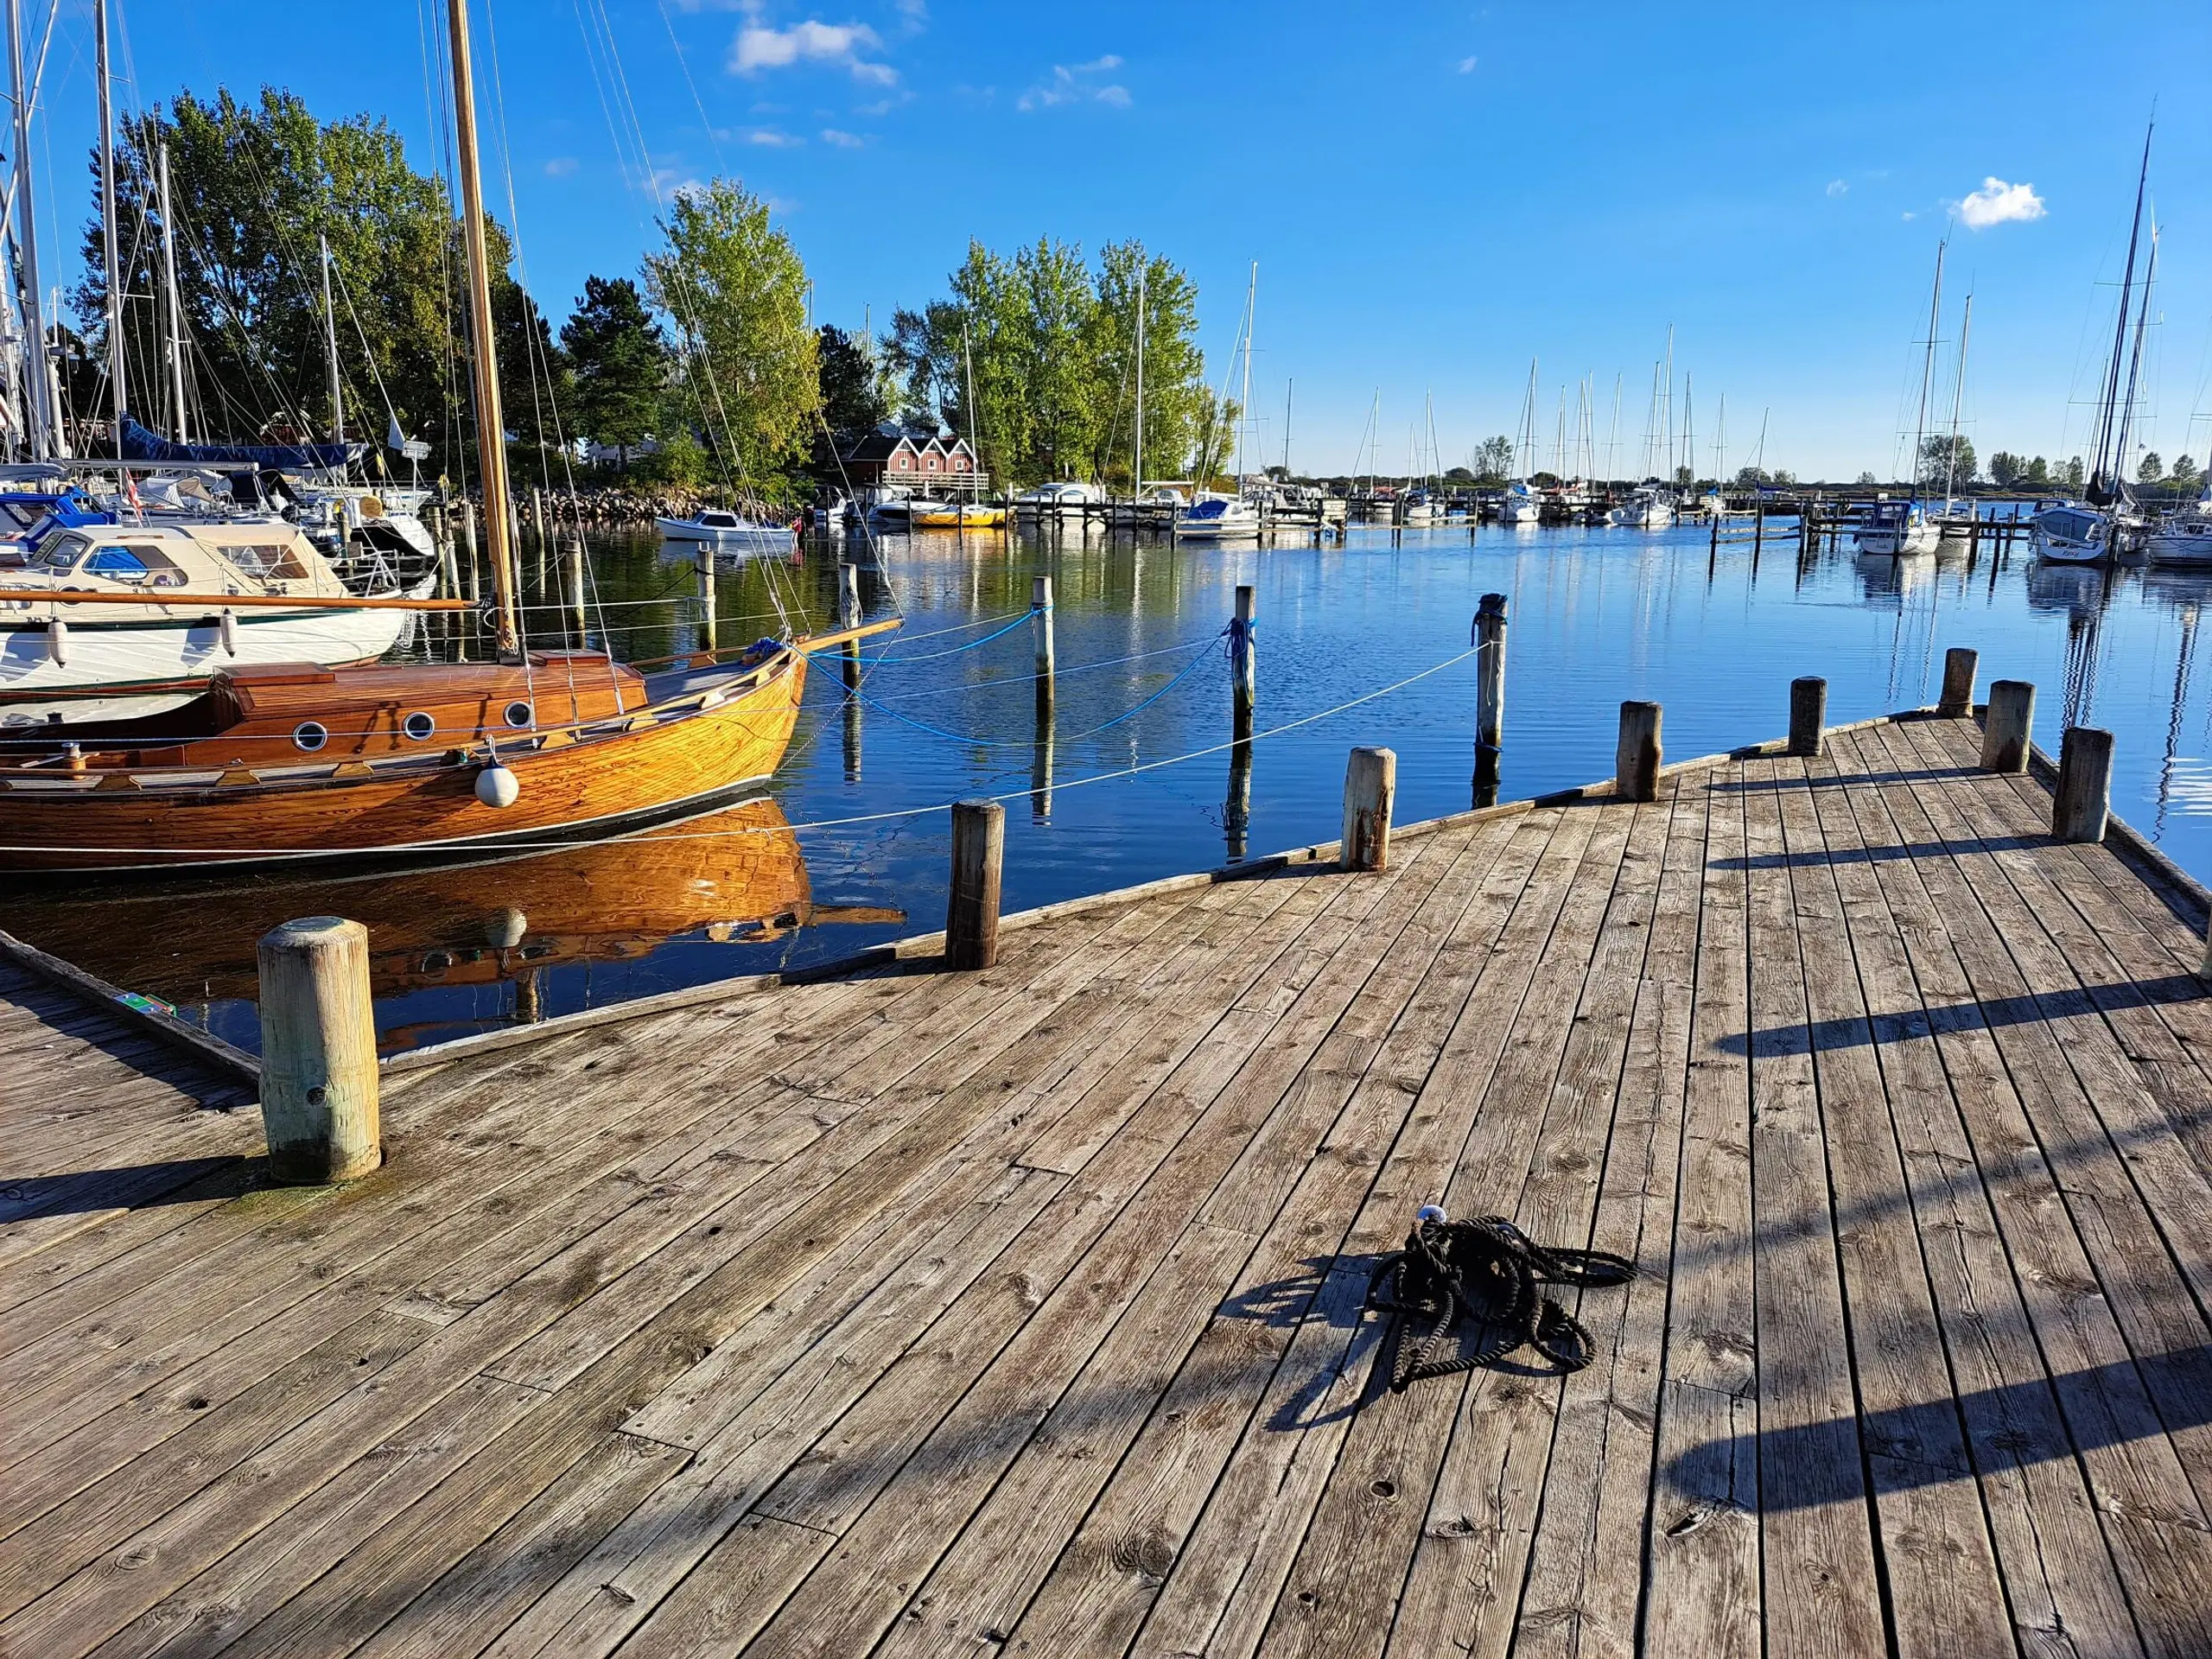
[0,647,806,874]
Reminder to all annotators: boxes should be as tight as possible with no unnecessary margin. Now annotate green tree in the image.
[2171,454,2202,493]
[645,179,818,495]
[814,325,887,446]
[2024,456,2051,486]
[1088,240,1207,489]
[562,276,668,473]
[1855,471,1879,486]
[495,282,570,484]
[2138,451,2164,484]
[1918,434,1976,489]
[1473,435,1513,483]
[1987,451,2019,487]
[1188,387,1243,490]
[2063,455,2085,490]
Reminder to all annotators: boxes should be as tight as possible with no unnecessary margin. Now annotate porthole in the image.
[503,700,534,729]
[293,721,328,753]
[402,710,436,741]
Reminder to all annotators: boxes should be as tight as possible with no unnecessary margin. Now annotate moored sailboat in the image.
[0,0,884,874]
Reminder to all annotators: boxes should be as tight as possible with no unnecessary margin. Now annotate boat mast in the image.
[2090,123,2152,499]
[444,0,520,656]
[1681,372,1694,488]
[94,0,124,459]
[320,236,344,461]
[1282,377,1293,475]
[7,0,49,458]
[1659,326,1674,486]
[1607,372,1621,482]
[1517,359,1536,479]
[1425,390,1439,493]
[2113,224,2158,493]
[1942,293,1972,507]
[1236,261,1254,486]
[1909,238,1946,504]
[1131,261,1144,495]
[155,145,188,442]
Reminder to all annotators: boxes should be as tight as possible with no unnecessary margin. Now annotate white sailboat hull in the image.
[1853,523,1940,556]
[2148,519,2212,566]
[0,601,413,724]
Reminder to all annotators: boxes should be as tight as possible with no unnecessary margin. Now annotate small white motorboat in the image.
[2148,501,2212,566]
[1853,498,1939,557]
[1495,480,1540,525]
[1176,494,1262,541]
[656,508,795,556]
[1605,486,1675,528]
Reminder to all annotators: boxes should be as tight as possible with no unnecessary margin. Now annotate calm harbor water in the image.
[7,513,2209,1057]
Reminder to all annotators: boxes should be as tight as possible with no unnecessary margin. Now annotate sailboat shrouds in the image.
[0,0,891,874]
[2035,123,2156,565]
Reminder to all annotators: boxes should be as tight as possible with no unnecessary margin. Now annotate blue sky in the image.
[41,0,2212,479]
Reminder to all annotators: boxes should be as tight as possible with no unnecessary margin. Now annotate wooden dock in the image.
[5,710,2212,1656]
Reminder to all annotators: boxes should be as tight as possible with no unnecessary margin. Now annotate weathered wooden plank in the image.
[1777,740,2015,1659]
[1733,759,1886,1658]
[1643,765,1760,1659]
[1512,773,1706,1659]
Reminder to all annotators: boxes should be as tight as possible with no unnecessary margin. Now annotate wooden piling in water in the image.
[1788,677,1827,757]
[1616,701,1662,803]
[945,799,1006,969]
[1981,680,2034,772]
[1231,584,1257,725]
[257,918,380,1184]
[839,562,861,690]
[696,544,717,654]
[1938,646,1978,717]
[1032,575,1055,717]
[1340,746,1395,872]
[2053,727,2113,843]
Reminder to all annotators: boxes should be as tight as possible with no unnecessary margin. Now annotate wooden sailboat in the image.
[0,0,883,874]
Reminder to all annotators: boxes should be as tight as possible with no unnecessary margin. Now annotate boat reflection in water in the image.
[0,797,901,1057]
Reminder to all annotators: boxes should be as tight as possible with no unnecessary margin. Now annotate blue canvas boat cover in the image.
[119,413,363,471]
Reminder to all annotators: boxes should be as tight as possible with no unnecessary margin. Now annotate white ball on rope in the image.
[474,764,520,808]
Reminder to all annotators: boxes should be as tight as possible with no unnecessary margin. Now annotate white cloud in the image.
[746,127,803,146]
[821,127,865,147]
[893,0,926,29]
[1825,178,1847,197]
[1958,176,2045,230]
[1019,55,1130,111]
[543,156,578,178]
[1457,54,1477,73]
[730,16,895,84]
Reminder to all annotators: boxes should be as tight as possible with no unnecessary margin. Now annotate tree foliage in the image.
[644,180,819,495]
[561,276,669,472]
[1472,435,1513,483]
[72,86,584,486]
[2171,454,2202,493]
[1916,433,1976,489]
[2138,451,2164,484]
[880,238,1215,490]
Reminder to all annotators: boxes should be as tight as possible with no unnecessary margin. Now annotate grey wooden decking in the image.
[3,710,2211,1657]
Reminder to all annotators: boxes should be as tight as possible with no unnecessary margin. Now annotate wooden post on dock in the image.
[2053,727,2113,842]
[1789,677,1827,757]
[1616,701,1662,803]
[696,544,717,654]
[1032,575,1055,716]
[568,537,587,644]
[257,918,379,1184]
[1938,646,1978,717]
[1980,679,2034,772]
[945,800,1006,969]
[1231,584,1257,725]
[1341,747,1395,872]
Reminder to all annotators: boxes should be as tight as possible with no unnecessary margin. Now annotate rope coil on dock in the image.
[1363,1211,1636,1390]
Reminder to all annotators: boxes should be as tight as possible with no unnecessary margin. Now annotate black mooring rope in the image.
[1362,1209,1637,1392]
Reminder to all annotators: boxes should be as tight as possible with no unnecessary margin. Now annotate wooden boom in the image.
[0,588,474,611]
